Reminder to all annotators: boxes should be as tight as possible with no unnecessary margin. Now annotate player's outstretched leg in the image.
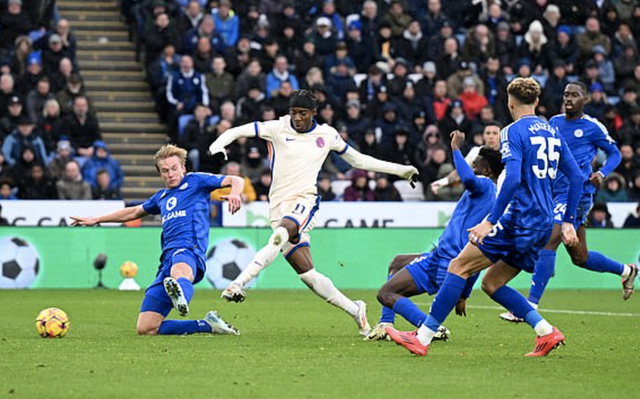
[163,277,191,317]
[622,263,638,300]
[157,311,239,335]
[577,251,637,300]
[483,264,564,357]
[222,226,290,302]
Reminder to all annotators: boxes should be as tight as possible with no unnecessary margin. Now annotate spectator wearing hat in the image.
[278,23,302,63]
[392,81,423,130]
[295,37,323,81]
[436,37,461,81]
[387,58,410,97]
[16,52,44,96]
[57,72,90,117]
[312,16,337,57]
[519,20,552,74]
[48,139,73,181]
[345,20,374,73]
[584,83,609,121]
[376,102,402,148]
[384,126,415,168]
[582,59,606,94]
[578,18,612,62]
[321,0,345,41]
[342,99,370,144]
[596,172,629,203]
[438,99,471,144]
[446,61,484,98]
[462,24,494,65]
[374,173,402,201]
[42,34,71,75]
[212,0,239,49]
[587,202,615,228]
[265,55,299,99]
[551,26,579,74]
[344,170,375,202]
[459,77,488,120]
[12,144,43,181]
[415,61,437,98]
[0,0,32,50]
[494,21,518,73]
[81,140,123,191]
[0,96,24,140]
[18,163,57,199]
[49,57,74,94]
[395,20,430,70]
[2,116,47,167]
[56,160,91,199]
[62,96,101,157]
[426,19,455,62]
[592,45,616,93]
[623,202,640,228]
[25,76,54,123]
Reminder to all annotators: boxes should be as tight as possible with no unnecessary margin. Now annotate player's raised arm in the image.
[208,122,262,160]
[339,146,418,182]
[219,175,245,214]
[71,205,148,226]
[450,131,481,192]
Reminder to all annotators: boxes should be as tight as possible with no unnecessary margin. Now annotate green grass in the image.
[1,289,639,399]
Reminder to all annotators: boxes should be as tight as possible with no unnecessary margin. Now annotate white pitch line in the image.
[414,303,640,317]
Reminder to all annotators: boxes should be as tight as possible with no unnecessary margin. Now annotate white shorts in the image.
[269,195,320,257]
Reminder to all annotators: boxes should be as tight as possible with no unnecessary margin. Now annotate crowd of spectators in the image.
[0,0,123,200]
[123,0,640,208]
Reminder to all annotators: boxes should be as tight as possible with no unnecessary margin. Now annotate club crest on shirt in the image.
[316,137,325,148]
[166,197,177,210]
[179,182,189,190]
[574,129,584,138]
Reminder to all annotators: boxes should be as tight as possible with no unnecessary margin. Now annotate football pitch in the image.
[1,289,639,399]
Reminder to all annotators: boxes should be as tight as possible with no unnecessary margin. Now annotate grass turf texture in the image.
[1,289,639,399]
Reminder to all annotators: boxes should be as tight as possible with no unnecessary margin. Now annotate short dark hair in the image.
[479,146,504,179]
[485,120,502,129]
[289,90,317,110]
[567,81,588,95]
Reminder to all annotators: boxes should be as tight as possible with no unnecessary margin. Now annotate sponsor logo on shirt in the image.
[316,137,325,148]
[162,210,187,223]
[166,197,177,210]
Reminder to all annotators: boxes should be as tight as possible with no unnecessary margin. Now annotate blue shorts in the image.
[478,223,552,273]
[140,248,206,316]
[553,192,593,229]
[405,252,449,295]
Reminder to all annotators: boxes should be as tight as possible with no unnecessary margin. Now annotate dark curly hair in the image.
[479,146,504,179]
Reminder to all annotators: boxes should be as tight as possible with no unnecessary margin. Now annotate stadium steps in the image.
[59,0,168,202]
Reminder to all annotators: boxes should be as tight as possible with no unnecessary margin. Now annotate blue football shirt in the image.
[549,114,618,196]
[497,115,574,231]
[142,172,225,259]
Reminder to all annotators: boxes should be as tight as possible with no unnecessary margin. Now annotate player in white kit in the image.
[208,90,419,336]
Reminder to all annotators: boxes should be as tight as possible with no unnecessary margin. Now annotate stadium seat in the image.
[393,180,425,201]
[608,96,620,105]
[353,73,368,88]
[408,74,422,84]
[178,115,194,138]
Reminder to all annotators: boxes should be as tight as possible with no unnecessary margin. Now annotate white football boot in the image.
[221,283,247,303]
[364,322,394,341]
[353,300,372,336]
[204,311,240,335]
[163,277,189,316]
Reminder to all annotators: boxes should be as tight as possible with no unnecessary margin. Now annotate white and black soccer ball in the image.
[205,239,256,289]
[0,237,40,289]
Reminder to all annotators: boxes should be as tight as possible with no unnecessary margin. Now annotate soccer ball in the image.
[0,237,40,289]
[120,261,138,278]
[206,239,256,289]
[35,308,69,338]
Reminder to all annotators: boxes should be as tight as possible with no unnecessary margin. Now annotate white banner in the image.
[222,201,639,228]
[0,200,126,226]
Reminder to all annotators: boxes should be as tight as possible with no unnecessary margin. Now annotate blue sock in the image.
[158,319,212,335]
[424,272,466,332]
[528,250,556,305]
[177,277,194,302]
[582,251,625,275]
[379,275,396,323]
[524,310,544,329]
[491,285,535,320]
[392,297,427,327]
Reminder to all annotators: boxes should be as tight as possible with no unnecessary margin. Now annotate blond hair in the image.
[507,77,541,105]
[154,144,187,171]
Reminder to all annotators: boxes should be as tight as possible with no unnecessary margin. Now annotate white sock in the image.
[231,227,289,288]
[416,324,436,346]
[533,319,554,336]
[528,301,539,310]
[299,269,358,316]
[621,264,632,280]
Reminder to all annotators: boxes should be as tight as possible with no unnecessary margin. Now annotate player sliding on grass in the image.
[208,90,418,336]
[71,144,242,336]
[500,82,636,323]
[387,78,584,357]
[367,130,503,341]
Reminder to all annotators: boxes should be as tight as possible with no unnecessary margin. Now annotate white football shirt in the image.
[254,115,349,208]
[465,145,505,192]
